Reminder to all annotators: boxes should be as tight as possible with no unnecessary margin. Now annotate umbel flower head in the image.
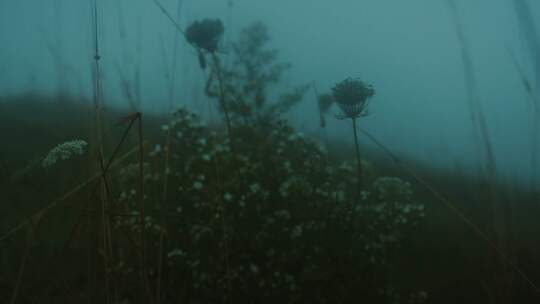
[332,77,375,119]
[42,139,88,168]
[185,19,224,53]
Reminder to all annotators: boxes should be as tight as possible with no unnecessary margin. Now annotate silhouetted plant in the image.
[185,19,224,54]
[332,77,375,192]
[185,18,223,71]
[317,93,334,127]
[205,21,308,126]
[112,106,425,303]
[186,18,234,141]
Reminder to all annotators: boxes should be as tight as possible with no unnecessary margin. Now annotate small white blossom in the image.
[167,249,184,258]
[202,154,211,161]
[249,183,261,193]
[290,225,303,239]
[360,191,369,200]
[149,144,162,157]
[193,181,203,190]
[198,138,207,146]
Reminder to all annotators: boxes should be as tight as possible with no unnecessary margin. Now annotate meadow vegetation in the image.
[1,19,539,304]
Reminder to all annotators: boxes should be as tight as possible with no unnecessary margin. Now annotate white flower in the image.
[193,181,203,190]
[290,225,303,239]
[161,124,169,131]
[42,139,88,168]
[149,144,162,157]
[202,154,211,161]
[197,138,207,146]
[223,193,233,202]
[249,263,259,273]
[167,249,184,258]
[249,183,261,193]
[360,191,369,200]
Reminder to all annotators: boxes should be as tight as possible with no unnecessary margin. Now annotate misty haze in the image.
[1,0,539,303]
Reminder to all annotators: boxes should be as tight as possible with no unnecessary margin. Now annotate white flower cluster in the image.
[113,211,162,233]
[168,106,206,131]
[42,139,88,168]
[279,176,312,197]
[373,177,413,200]
[167,248,185,258]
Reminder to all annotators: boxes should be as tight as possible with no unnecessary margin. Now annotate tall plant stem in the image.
[137,113,154,304]
[90,0,103,302]
[211,53,233,142]
[352,117,362,192]
[162,0,184,204]
[511,0,540,197]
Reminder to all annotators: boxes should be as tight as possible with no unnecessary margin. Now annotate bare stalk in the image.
[352,117,362,191]
[91,0,103,301]
[137,114,154,304]
[511,0,540,197]
[9,220,36,304]
[211,53,233,141]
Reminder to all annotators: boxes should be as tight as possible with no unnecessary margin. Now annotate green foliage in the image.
[113,107,426,303]
[205,22,308,125]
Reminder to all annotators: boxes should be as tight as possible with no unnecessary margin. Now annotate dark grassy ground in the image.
[1,95,539,303]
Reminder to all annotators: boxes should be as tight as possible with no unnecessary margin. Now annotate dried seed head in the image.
[332,78,374,118]
[185,19,224,53]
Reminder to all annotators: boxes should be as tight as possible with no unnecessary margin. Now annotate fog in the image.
[1,0,539,187]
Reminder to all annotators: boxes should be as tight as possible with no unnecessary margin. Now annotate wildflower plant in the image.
[113,105,426,303]
[205,22,308,126]
[185,18,235,142]
[332,77,375,192]
[333,77,375,119]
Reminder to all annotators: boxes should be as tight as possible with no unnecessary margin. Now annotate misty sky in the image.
[1,0,539,186]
